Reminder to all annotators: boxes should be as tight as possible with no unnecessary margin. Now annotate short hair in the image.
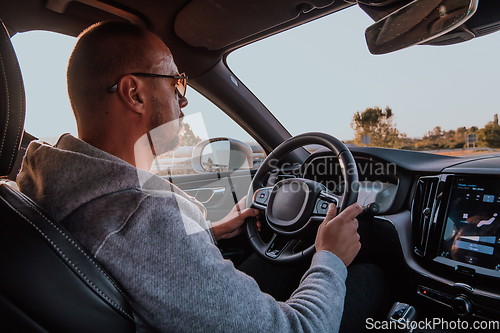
[67,21,153,122]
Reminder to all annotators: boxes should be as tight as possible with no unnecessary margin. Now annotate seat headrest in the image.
[0,19,25,177]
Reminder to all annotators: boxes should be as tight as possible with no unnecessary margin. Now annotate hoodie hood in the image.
[17,134,205,223]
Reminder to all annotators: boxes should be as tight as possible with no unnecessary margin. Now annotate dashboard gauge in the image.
[303,155,399,213]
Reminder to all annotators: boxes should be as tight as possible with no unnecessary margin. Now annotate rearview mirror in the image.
[365,0,478,54]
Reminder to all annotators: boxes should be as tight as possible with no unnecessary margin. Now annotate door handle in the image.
[185,187,226,204]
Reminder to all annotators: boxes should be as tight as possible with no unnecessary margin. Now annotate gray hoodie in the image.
[17,134,347,332]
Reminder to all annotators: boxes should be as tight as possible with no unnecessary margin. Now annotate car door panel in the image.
[168,169,256,221]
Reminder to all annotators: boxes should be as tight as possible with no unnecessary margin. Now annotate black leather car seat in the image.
[0,20,135,332]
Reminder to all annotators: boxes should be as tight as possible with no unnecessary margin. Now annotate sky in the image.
[11,5,500,143]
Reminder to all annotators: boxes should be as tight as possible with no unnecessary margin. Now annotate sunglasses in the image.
[107,72,188,98]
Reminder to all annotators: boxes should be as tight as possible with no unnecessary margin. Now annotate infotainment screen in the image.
[438,176,500,273]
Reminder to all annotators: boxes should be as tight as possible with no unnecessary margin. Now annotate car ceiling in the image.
[3,0,500,78]
[0,0,353,78]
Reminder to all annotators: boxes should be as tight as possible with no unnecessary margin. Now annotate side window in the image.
[12,31,78,143]
[149,89,266,176]
[12,30,265,175]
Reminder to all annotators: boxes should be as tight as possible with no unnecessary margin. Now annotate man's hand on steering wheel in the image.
[315,202,363,267]
[212,196,262,241]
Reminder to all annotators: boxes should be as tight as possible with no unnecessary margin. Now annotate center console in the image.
[435,176,500,275]
[411,174,500,319]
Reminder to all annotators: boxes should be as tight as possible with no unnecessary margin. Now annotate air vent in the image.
[411,176,439,257]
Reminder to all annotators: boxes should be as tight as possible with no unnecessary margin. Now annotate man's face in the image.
[144,33,188,156]
[148,94,183,155]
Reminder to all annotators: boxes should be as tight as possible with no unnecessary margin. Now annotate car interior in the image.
[1,0,500,332]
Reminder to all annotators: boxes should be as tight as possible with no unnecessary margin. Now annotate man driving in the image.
[17,21,384,332]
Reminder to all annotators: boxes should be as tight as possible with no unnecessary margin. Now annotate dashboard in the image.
[274,146,500,321]
[302,155,399,213]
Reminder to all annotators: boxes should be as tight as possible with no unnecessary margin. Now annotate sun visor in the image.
[174,0,334,50]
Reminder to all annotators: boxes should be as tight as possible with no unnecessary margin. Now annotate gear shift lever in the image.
[388,302,417,332]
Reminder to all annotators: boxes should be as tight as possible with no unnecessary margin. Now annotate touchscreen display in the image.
[439,176,500,272]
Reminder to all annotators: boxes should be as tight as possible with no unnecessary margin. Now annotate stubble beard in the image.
[148,95,183,156]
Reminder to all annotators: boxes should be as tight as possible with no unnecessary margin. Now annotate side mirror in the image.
[365,0,478,54]
[191,138,253,173]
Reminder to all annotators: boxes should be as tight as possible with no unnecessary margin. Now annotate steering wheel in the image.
[245,132,359,264]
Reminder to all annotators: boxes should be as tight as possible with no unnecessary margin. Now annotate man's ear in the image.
[117,75,147,114]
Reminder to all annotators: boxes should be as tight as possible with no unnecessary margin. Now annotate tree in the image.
[478,114,500,148]
[414,126,467,150]
[351,106,404,148]
[179,123,202,146]
[415,126,446,149]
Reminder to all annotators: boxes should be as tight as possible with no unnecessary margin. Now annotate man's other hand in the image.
[315,203,362,267]
[212,196,261,241]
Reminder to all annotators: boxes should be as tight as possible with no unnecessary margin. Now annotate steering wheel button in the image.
[315,200,329,215]
[255,189,270,205]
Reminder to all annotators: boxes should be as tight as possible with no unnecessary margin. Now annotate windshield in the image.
[228,5,500,156]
